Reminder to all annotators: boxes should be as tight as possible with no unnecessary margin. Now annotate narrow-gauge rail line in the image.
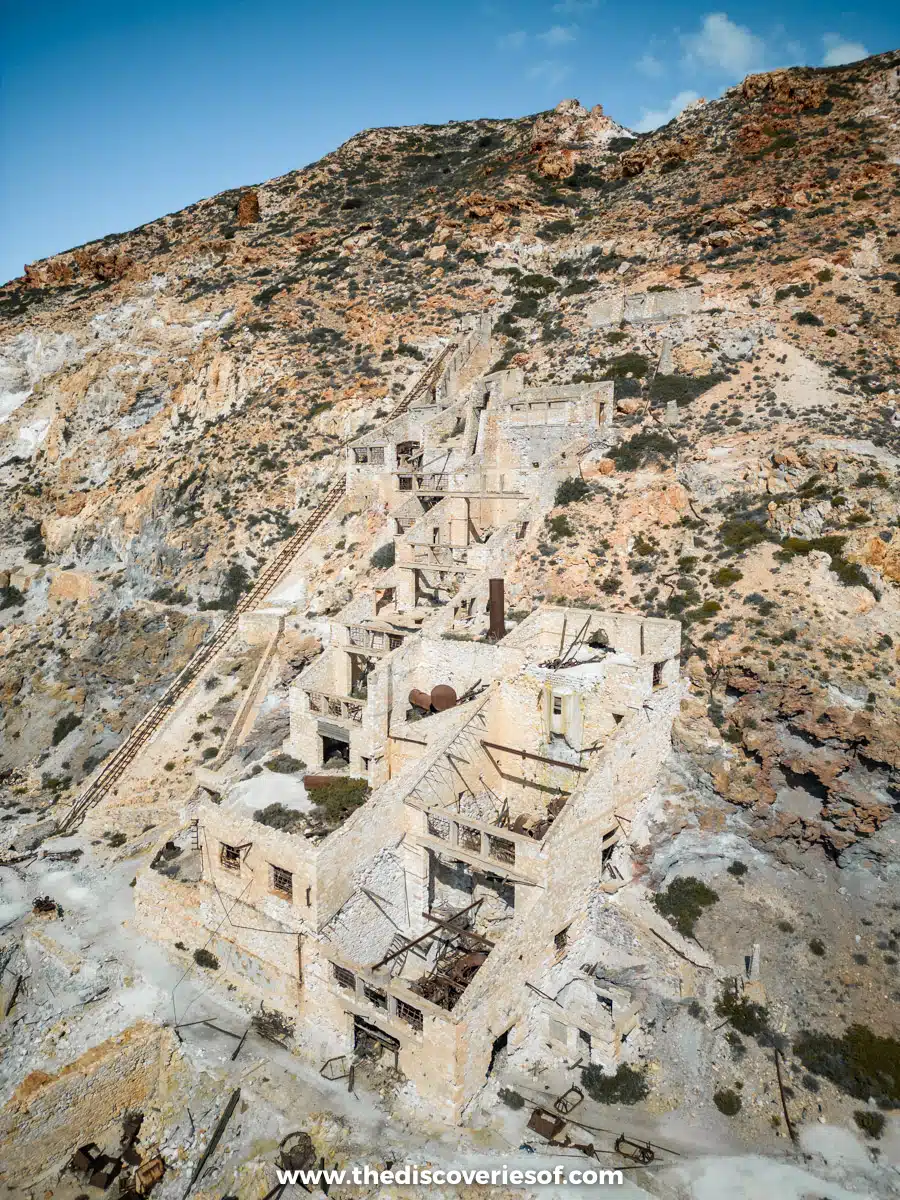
[58,339,458,832]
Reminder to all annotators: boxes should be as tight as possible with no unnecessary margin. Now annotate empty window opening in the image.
[321,734,350,766]
[270,865,293,899]
[578,1029,591,1053]
[601,843,617,876]
[487,1026,512,1077]
[395,998,423,1032]
[331,963,356,992]
[554,925,570,953]
[652,661,665,689]
[597,993,614,1014]
[219,843,241,872]
[354,1015,399,1066]
[549,692,568,735]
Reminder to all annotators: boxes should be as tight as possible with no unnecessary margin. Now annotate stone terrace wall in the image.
[588,286,703,327]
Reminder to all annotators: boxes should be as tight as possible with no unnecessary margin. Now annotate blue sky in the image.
[1,0,896,285]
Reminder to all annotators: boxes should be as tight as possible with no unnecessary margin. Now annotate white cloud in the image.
[636,53,664,78]
[681,12,766,76]
[821,34,867,66]
[498,30,527,51]
[553,0,598,12]
[527,59,572,88]
[538,24,578,47]
[634,89,701,132]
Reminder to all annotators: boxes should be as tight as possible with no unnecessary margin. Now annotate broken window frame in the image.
[363,984,388,1011]
[219,843,241,872]
[554,924,570,953]
[395,998,424,1032]
[270,864,293,900]
[331,962,356,992]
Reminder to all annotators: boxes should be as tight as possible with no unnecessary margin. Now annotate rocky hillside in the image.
[1,52,898,877]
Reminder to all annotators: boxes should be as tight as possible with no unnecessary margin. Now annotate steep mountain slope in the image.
[0,52,897,868]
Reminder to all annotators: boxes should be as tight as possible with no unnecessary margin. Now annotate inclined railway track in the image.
[58,340,458,833]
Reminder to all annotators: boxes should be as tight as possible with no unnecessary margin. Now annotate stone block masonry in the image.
[132,310,687,1126]
[0,1022,186,1183]
[588,286,703,327]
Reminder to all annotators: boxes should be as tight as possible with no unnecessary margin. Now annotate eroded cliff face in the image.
[0,58,898,869]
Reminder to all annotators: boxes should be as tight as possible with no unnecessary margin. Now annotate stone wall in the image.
[0,1022,185,1183]
[588,286,703,327]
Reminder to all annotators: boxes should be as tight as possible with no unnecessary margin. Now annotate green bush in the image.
[719,518,772,552]
[794,311,823,326]
[602,352,650,379]
[609,431,677,472]
[711,566,743,586]
[267,753,306,774]
[370,543,396,569]
[0,585,25,610]
[777,535,872,592]
[254,802,306,833]
[311,777,370,825]
[715,989,773,1043]
[854,1110,885,1139]
[554,477,591,506]
[727,860,747,877]
[51,713,82,747]
[547,515,574,539]
[794,1025,900,1106]
[498,1088,525,1110]
[714,1088,742,1116]
[654,876,718,938]
[200,563,252,611]
[193,948,220,969]
[581,1063,648,1105]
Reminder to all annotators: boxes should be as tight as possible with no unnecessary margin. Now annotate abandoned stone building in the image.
[135,318,688,1122]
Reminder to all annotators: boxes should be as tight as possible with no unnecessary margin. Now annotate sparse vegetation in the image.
[554,477,591,506]
[193,948,220,969]
[370,543,395,569]
[653,876,718,938]
[794,1025,900,1107]
[713,1088,742,1116]
[609,430,678,471]
[581,1063,648,1105]
[51,713,82,746]
[266,753,306,774]
[854,1110,886,1139]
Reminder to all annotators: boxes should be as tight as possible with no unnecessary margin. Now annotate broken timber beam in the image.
[182,1088,241,1199]
[372,899,481,969]
[480,741,588,772]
